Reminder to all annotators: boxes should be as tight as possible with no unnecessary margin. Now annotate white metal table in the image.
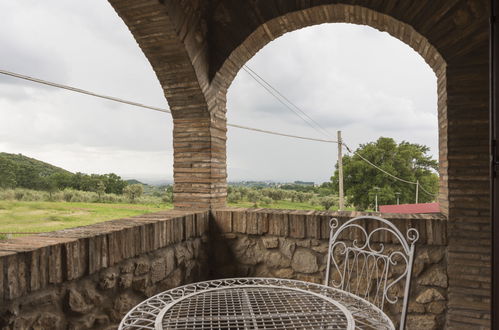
[119,278,395,330]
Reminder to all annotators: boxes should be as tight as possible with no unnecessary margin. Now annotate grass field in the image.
[228,200,324,210]
[0,200,352,239]
[0,201,173,237]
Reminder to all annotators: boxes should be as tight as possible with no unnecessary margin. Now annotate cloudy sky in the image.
[0,1,437,184]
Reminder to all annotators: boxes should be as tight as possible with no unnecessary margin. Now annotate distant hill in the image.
[0,152,72,177]
[0,153,129,194]
[125,179,144,185]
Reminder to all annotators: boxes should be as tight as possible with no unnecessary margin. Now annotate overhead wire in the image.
[342,142,417,185]
[418,183,437,197]
[0,68,437,198]
[0,68,335,144]
[228,123,337,143]
[242,65,436,197]
[242,65,333,138]
[0,69,171,114]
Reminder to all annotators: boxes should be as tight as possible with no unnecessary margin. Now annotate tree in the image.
[103,173,127,194]
[0,155,17,188]
[318,196,337,210]
[38,176,58,200]
[95,181,106,201]
[124,184,144,203]
[50,172,73,190]
[330,137,439,210]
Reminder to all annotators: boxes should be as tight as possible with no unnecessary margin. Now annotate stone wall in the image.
[0,208,450,329]
[0,211,210,330]
[211,208,448,330]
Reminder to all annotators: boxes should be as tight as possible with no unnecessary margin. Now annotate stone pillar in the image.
[172,111,227,209]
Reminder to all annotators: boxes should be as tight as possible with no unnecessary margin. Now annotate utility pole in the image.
[395,192,401,205]
[337,131,345,211]
[415,180,419,204]
[373,186,381,212]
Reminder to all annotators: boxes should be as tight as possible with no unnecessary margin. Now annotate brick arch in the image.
[210,4,448,213]
[109,1,228,209]
[209,3,490,328]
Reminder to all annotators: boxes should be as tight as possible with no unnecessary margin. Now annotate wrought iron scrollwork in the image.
[324,216,418,330]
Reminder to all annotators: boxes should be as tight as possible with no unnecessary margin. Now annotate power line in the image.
[241,65,436,197]
[418,183,437,197]
[242,65,333,138]
[0,68,436,197]
[0,69,171,114]
[242,66,321,135]
[228,123,337,143]
[0,68,336,144]
[342,142,416,185]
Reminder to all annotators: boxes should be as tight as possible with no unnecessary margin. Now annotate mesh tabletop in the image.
[160,286,352,329]
[119,278,395,330]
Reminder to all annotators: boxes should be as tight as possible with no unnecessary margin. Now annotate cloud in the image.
[227,23,438,182]
[1,4,437,183]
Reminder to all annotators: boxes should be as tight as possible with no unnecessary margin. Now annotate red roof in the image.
[379,203,440,214]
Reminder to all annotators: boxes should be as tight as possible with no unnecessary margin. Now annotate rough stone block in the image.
[265,251,291,268]
[416,288,445,304]
[196,212,209,235]
[48,244,63,284]
[33,313,63,330]
[257,213,269,234]
[418,266,448,288]
[68,288,92,314]
[306,215,320,239]
[99,269,118,290]
[427,301,446,314]
[273,268,294,279]
[118,274,133,289]
[164,248,176,276]
[212,210,232,233]
[233,211,247,233]
[134,258,150,276]
[268,212,289,236]
[279,239,296,259]
[151,258,167,283]
[406,315,437,330]
[262,237,279,249]
[291,248,318,274]
[289,213,306,238]
[246,211,259,235]
[185,214,196,239]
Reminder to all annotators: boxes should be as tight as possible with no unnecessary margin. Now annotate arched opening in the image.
[225,22,439,211]
[212,4,447,214]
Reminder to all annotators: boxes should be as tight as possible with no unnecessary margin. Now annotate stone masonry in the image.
[0,209,448,329]
[211,209,448,330]
[0,211,210,329]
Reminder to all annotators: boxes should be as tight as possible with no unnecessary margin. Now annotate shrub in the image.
[14,190,25,201]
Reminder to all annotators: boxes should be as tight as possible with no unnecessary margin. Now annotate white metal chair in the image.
[324,216,419,330]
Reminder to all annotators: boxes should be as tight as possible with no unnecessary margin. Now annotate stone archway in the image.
[110,1,490,327]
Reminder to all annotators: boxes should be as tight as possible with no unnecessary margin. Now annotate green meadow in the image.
[0,201,172,237]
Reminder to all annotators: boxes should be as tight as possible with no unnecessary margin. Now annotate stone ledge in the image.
[211,208,447,245]
[0,210,209,301]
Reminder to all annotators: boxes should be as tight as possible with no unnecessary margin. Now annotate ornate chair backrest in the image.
[324,216,419,330]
